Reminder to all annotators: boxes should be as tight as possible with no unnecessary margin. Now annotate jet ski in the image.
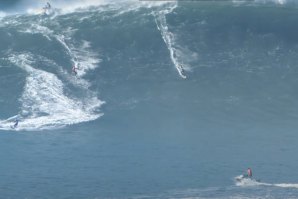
[235,174,260,183]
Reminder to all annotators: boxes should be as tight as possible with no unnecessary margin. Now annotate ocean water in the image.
[1,0,298,198]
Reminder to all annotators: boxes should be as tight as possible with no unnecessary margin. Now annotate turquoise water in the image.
[1,1,298,198]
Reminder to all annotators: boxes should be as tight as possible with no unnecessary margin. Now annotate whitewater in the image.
[1,0,298,198]
[0,4,105,130]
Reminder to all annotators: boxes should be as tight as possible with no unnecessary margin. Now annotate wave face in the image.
[2,0,298,130]
[1,0,298,198]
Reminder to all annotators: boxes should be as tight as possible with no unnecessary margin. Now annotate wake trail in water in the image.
[235,175,298,189]
[154,3,187,79]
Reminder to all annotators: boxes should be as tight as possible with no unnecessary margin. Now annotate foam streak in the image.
[154,3,187,79]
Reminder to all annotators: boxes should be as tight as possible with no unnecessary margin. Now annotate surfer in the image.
[12,119,19,129]
[47,2,51,9]
[44,2,51,9]
[72,65,78,76]
[43,2,52,15]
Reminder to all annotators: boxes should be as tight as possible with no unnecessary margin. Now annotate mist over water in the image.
[1,0,298,198]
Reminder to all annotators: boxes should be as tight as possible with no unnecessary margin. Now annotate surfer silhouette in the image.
[47,2,51,9]
[43,2,52,15]
[43,2,51,9]
[12,119,19,129]
[72,65,78,76]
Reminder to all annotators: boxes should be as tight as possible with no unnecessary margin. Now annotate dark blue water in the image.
[1,1,298,198]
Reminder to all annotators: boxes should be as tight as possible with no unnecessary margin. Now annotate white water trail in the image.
[69,40,100,76]
[154,3,187,79]
[235,175,298,189]
[55,30,100,78]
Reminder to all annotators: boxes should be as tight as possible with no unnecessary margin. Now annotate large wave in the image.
[0,0,298,132]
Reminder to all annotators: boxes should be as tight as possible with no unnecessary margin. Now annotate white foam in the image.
[22,0,108,15]
[0,11,6,18]
[4,13,101,79]
[233,0,295,5]
[13,17,101,96]
[55,33,101,77]
[0,53,103,131]
[71,40,100,76]
[55,34,73,56]
[47,0,170,14]
[235,175,298,189]
[274,183,298,188]
[235,175,265,187]
[255,0,287,4]
[19,24,53,40]
[26,8,46,15]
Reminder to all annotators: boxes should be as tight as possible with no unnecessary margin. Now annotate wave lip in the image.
[0,11,6,18]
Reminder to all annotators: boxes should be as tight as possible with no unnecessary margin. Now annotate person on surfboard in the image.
[43,2,52,15]
[43,2,51,10]
[72,65,78,76]
[12,119,19,129]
